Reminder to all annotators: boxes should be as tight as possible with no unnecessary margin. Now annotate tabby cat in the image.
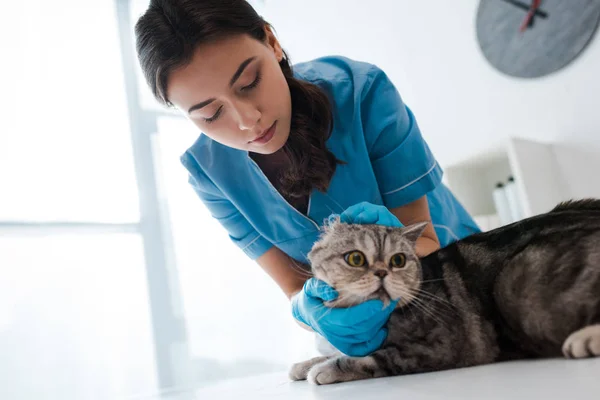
[290,199,600,385]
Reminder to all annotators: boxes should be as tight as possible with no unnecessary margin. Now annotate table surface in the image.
[151,358,600,400]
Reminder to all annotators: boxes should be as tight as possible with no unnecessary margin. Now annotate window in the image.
[1,1,317,399]
[0,0,140,223]
[0,1,157,399]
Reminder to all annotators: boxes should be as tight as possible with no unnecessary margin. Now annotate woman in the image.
[135,0,480,357]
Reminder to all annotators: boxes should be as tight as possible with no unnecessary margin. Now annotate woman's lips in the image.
[250,121,277,145]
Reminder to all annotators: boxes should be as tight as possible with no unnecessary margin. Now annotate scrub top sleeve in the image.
[361,67,443,208]
[181,154,273,260]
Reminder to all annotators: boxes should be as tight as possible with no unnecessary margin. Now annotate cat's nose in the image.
[373,269,388,279]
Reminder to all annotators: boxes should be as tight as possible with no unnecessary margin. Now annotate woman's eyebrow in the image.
[188,98,215,114]
[187,56,257,114]
[229,56,256,87]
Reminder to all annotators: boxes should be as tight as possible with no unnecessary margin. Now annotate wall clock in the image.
[476,0,600,78]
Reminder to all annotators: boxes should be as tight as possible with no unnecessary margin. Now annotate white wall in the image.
[262,0,600,197]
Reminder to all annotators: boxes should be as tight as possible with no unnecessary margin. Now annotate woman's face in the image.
[167,28,292,154]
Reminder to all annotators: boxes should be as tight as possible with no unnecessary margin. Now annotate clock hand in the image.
[500,0,548,18]
[528,11,535,28]
[520,0,542,32]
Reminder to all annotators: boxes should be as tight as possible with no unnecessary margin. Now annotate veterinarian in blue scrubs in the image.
[135,0,480,358]
[180,58,479,262]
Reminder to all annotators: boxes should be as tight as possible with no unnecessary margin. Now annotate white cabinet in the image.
[444,138,570,231]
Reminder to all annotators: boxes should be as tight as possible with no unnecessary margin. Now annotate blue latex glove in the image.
[292,278,398,357]
[340,201,403,227]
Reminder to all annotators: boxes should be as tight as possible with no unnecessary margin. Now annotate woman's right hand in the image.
[291,278,398,357]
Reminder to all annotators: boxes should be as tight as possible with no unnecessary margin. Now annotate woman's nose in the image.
[234,100,261,131]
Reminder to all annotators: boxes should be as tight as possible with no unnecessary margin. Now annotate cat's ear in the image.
[401,221,429,244]
[323,214,342,233]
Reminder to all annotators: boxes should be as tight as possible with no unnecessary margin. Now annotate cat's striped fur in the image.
[290,199,600,385]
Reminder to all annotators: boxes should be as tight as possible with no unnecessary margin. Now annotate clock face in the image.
[476,0,600,78]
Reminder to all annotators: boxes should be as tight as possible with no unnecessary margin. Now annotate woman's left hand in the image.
[339,201,403,227]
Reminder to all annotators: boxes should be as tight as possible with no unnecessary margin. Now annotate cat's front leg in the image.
[289,356,332,381]
[306,345,436,385]
[306,354,392,385]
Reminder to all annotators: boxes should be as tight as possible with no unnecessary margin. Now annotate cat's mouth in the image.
[372,285,391,304]
[373,286,386,296]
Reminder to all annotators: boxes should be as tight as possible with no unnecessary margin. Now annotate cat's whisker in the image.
[290,268,313,279]
[413,288,458,313]
[310,305,336,324]
[419,278,447,284]
[398,289,417,320]
[413,296,451,320]
[409,298,449,328]
[399,288,450,328]
[412,296,458,318]
[391,287,430,323]
[288,259,314,278]
[388,281,453,329]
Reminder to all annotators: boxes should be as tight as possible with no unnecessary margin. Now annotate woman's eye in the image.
[241,72,262,91]
[344,251,366,267]
[204,106,223,124]
[390,253,406,268]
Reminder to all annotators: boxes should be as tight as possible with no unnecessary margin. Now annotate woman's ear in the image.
[264,25,283,62]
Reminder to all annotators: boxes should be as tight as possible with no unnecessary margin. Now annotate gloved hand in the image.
[292,278,398,357]
[340,201,403,227]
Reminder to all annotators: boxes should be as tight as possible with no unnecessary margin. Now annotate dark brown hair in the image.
[135,0,341,201]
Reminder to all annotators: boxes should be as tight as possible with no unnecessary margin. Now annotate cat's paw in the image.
[562,324,600,359]
[307,355,384,385]
[288,362,308,381]
[289,356,331,381]
[307,359,343,385]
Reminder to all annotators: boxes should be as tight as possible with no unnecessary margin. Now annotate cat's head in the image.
[307,217,428,308]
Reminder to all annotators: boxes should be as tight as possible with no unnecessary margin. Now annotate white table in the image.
[160,358,599,400]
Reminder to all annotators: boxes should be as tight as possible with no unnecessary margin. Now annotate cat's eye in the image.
[344,251,367,267]
[390,253,406,268]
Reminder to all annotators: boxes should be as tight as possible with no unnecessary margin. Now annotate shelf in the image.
[444,137,567,231]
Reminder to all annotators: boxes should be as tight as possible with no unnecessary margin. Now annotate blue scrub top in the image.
[180,56,480,264]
